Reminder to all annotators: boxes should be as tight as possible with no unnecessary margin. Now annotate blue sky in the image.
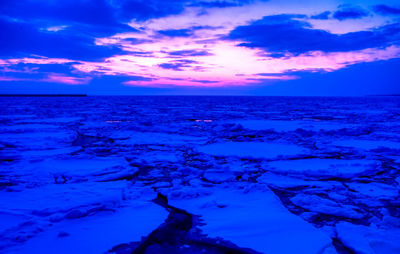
[0,0,400,95]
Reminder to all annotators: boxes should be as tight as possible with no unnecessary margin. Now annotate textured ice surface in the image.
[0,212,31,234]
[168,186,334,254]
[256,172,340,188]
[346,182,399,198]
[0,181,128,215]
[1,96,400,253]
[116,131,207,145]
[331,139,400,150]
[1,157,131,184]
[234,119,354,131]
[336,222,400,254]
[7,203,168,254]
[198,142,309,159]
[265,159,379,178]
[290,194,364,219]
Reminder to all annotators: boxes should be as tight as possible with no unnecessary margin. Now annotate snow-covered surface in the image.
[265,159,379,178]
[336,222,400,254]
[7,203,168,254]
[331,139,400,150]
[1,96,400,253]
[232,119,354,132]
[198,142,309,159]
[345,182,399,198]
[167,185,334,254]
[116,131,207,145]
[290,193,363,219]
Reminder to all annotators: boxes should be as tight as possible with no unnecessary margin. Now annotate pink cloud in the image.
[71,43,400,88]
[2,57,74,66]
[0,74,90,85]
[42,73,91,85]
[0,76,26,82]
[2,43,399,88]
[123,74,298,88]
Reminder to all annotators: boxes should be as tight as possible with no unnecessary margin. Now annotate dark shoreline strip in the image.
[0,94,87,97]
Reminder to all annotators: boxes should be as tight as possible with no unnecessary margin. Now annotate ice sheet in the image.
[198,142,309,159]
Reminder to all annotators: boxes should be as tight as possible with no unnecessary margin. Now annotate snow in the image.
[335,222,375,254]
[4,147,79,158]
[2,96,400,253]
[116,131,207,145]
[290,194,363,219]
[345,182,399,198]
[256,172,340,188]
[331,139,400,150]
[140,151,180,162]
[1,157,131,184]
[0,123,60,131]
[7,203,168,254]
[0,181,128,215]
[168,185,334,254]
[0,212,31,234]
[198,142,309,159]
[396,176,400,185]
[233,119,354,132]
[265,159,379,178]
[336,222,400,254]
[203,169,236,183]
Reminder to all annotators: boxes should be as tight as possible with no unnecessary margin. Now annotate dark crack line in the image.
[108,193,261,254]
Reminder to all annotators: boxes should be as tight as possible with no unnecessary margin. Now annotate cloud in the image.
[168,49,213,56]
[159,59,198,71]
[258,58,400,96]
[1,0,400,93]
[0,17,125,60]
[373,5,400,16]
[189,1,250,8]
[0,73,90,85]
[192,1,238,8]
[0,0,133,36]
[0,56,91,85]
[123,78,225,88]
[310,11,331,20]
[157,25,224,38]
[228,15,400,55]
[1,62,74,76]
[118,0,188,21]
[0,0,192,60]
[42,73,91,85]
[158,29,193,37]
[189,79,220,83]
[45,26,68,32]
[0,0,189,25]
[333,6,369,21]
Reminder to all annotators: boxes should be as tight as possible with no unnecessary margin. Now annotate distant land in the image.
[0,94,87,97]
[367,94,400,97]
[0,94,399,97]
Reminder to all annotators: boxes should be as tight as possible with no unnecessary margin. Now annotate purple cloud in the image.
[333,6,369,21]
[373,5,400,16]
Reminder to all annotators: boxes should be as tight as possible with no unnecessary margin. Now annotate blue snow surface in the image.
[1,96,400,254]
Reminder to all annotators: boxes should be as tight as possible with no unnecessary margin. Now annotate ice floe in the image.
[198,142,309,159]
[167,186,334,254]
[265,159,380,178]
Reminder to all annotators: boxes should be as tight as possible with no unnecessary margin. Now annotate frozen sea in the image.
[1,96,400,254]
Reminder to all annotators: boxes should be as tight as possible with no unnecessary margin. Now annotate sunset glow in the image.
[1,0,400,95]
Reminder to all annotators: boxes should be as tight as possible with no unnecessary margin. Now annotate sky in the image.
[0,0,400,96]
